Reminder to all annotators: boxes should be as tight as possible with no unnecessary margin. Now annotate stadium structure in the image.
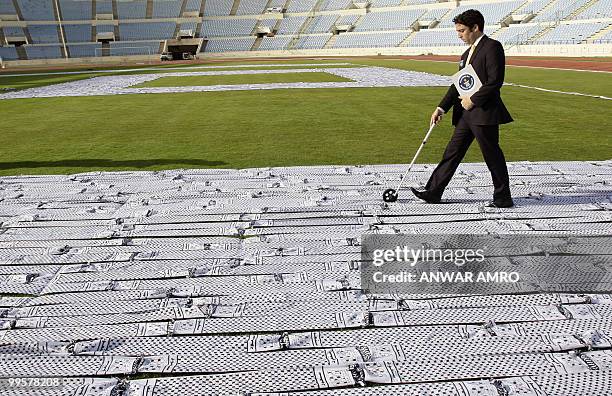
[0,1,611,396]
[0,0,611,66]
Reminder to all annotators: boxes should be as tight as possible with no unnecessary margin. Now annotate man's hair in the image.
[453,9,485,32]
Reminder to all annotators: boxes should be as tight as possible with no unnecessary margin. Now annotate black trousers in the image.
[425,114,511,201]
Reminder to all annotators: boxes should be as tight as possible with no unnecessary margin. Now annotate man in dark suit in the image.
[411,9,514,208]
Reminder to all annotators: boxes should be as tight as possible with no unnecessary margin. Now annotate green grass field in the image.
[0,58,610,176]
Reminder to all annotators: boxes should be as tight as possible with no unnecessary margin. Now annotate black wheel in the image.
[382,188,398,202]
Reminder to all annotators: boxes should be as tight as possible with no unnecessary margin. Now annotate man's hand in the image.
[431,108,444,125]
[459,96,474,111]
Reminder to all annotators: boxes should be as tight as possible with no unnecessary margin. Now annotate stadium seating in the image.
[117,1,147,19]
[180,22,198,34]
[0,46,19,60]
[59,0,93,20]
[438,1,523,27]
[96,0,113,14]
[533,0,591,22]
[369,0,402,8]
[320,0,352,11]
[286,0,317,13]
[236,0,268,16]
[152,0,182,18]
[420,8,451,21]
[513,0,550,15]
[27,25,60,44]
[575,0,612,20]
[257,19,279,31]
[0,0,610,61]
[535,21,610,43]
[354,9,426,32]
[2,26,26,37]
[67,42,101,57]
[595,28,612,42]
[258,35,293,50]
[493,24,543,45]
[96,24,116,34]
[334,31,410,48]
[119,22,176,40]
[203,37,256,52]
[336,14,360,25]
[203,0,233,16]
[17,0,56,21]
[110,40,161,55]
[63,24,92,42]
[185,0,203,13]
[267,0,286,8]
[277,16,307,34]
[200,19,258,37]
[25,45,62,59]
[408,28,463,46]
[304,15,339,33]
[0,1,17,15]
[294,34,332,49]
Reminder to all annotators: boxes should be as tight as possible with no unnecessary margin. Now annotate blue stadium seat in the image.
[117,0,147,19]
[68,43,101,57]
[64,24,92,42]
[25,45,62,59]
[28,25,60,44]
[59,0,92,20]
[152,0,182,18]
[0,46,19,60]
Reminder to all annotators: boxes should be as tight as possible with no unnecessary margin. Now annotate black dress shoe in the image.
[485,198,514,208]
[410,187,441,204]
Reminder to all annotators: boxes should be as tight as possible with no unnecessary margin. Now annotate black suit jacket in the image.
[439,35,513,126]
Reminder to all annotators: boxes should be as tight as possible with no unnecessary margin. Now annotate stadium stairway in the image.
[568,0,601,20]
[179,0,188,17]
[230,0,241,16]
[528,23,557,43]
[15,45,26,60]
[114,24,120,41]
[0,28,5,45]
[313,0,326,12]
[589,23,612,42]
[146,0,154,19]
[92,0,97,19]
[300,16,317,35]
[535,0,561,17]
[263,0,274,11]
[199,0,206,16]
[57,25,68,58]
[399,30,417,47]
[22,26,34,45]
[101,41,110,56]
[10,0,23,21]
[353,13,366,29]
[251,35,263,50]
[272,18,283,32]
[323,34,337,48]
[112,0,119,19]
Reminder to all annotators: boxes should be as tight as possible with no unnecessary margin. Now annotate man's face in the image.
[456,23,480,45]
